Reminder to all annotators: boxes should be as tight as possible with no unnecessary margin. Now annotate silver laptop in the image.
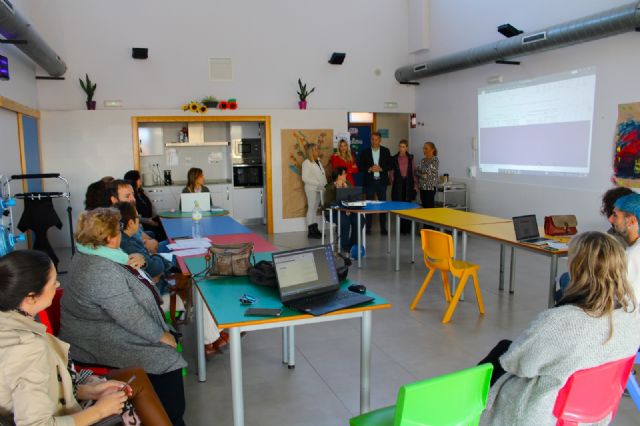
[272,244,373,316]
[512,215,554,245]
[180,193,211,212]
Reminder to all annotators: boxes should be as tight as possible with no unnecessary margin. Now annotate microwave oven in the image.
[233,165,263,187]
[232,138,262,165]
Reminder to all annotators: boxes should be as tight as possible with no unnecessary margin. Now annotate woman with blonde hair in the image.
[301,143,327,238]
[59,208,187,425]
[415,141,439,208]
[481,231,640,424]
[330,139,359,186]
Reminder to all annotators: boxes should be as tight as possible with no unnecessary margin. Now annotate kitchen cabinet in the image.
[139,126,164,156]
[144,186,180,212]
[232,187,264,224]
[210,184,233,212]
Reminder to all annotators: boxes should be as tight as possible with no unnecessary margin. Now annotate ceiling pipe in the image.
[395,1,640,82]
[0,0,67,77]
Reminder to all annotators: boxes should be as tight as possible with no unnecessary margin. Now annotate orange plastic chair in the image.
[410,229,485,323]
[553,355,636,426]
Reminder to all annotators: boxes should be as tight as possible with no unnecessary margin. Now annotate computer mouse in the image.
[348,284,367,294]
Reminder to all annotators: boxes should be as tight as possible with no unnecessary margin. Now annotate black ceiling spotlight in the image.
[132,47,148,59]
[495,60,521,65]
[497,24,523,38]
[328,52,346,65]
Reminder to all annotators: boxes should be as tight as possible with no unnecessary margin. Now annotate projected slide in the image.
[478,68,596,177]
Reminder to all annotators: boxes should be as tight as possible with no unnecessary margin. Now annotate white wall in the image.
[410,0,640,231]
[40,109,347,246]
[31,0,415,112]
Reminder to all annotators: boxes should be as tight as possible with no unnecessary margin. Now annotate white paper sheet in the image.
[171,248,209,257]
[167,238,211,250]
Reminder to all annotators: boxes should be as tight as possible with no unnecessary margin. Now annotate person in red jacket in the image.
[330,139,359,186]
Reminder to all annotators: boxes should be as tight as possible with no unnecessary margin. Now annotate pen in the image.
[120,375,136,390]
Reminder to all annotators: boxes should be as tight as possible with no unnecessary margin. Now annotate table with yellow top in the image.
[393,208,569,307]
[184,255,391,426]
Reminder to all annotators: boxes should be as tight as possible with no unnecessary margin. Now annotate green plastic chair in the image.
[350,364,493,426]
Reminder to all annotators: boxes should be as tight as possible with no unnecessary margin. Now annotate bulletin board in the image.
[613,102,640,187]
[281,129,333,219]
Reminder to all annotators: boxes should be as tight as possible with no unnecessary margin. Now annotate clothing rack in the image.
[9,173,75,255]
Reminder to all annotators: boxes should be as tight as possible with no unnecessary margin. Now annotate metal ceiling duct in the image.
[395,1,640,82]
[0,0,66,77]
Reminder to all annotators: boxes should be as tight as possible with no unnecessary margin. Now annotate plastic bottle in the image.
[192,201,203,239]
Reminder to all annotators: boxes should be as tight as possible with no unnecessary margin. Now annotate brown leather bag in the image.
[544,215,577,236]
[206,242,255,277]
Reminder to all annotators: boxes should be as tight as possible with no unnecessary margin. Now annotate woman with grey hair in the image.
[301,143,327,238]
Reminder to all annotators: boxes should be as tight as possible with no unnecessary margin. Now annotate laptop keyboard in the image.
[288,290,359,309]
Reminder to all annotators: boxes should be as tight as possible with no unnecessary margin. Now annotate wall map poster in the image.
[613,102,640,187]
[281,129,333,219]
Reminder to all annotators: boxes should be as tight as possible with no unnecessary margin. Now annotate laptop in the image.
[336,186,366,207]
[180,193,211,212]
[272,244,373,316]
[512,215,555,245]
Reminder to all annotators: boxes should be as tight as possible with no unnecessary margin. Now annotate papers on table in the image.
[159,253,174,262]
[167,238,211,250]
[546,241,568,250]
[166,238,211,258]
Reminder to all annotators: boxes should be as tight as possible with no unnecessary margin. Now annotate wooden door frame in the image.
[131,115,274,234]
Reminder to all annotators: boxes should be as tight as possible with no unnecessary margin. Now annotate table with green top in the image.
[184,255,391,426]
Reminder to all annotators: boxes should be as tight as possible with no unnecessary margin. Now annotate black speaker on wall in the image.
[132,48,148,59]
[328,52,346,65]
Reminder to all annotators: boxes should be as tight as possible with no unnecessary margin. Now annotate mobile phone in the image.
[245,308,282,317]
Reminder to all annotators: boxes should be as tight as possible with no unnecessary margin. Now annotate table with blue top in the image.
[336,201,420,268]
[160,215,252,239]
[184,255,391,426]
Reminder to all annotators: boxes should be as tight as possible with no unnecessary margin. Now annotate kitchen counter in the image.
[143,179,232,188]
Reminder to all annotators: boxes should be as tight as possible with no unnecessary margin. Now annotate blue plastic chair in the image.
[627,351,640,411]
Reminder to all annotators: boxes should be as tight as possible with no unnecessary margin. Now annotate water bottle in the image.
[192,201,203,239]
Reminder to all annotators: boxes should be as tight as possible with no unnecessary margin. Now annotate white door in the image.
[232,187,263,221]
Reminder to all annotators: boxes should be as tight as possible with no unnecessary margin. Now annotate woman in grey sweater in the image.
[60,208,187,426]
[481,231,640,425]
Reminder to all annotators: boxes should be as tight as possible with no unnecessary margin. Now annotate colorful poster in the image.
[613,102,640,187]
[281,129,333,219]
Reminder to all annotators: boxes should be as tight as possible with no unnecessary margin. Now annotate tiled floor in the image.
[57,225,640,425]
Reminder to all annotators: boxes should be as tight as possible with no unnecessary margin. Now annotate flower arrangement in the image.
[201,96,218,108]
[79,73,97,110]
[297,78,315,109]
[181,101,208,114]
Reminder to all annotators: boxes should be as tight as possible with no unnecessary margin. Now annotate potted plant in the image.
[201,96,218,108]
[297,78,315,110]
[79,73,97,110]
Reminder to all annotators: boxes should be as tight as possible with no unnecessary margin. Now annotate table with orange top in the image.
[393,208,569,307]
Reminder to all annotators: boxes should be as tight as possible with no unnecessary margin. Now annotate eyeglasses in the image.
[239,294,257,305]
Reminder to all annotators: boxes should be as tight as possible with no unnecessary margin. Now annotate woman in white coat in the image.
[301,143,327,238]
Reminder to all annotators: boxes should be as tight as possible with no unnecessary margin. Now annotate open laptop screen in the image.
[512,214,540,241]
[272,245,339,302]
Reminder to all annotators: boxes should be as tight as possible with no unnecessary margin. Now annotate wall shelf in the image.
[165,141,229,147]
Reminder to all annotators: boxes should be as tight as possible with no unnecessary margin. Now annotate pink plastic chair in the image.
[553,355,636,426]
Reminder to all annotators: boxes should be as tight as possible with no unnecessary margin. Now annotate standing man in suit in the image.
[359,132,392,235]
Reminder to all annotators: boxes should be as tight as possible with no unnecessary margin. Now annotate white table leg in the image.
[287,326,296,369]
[395,215,400,271]
[282,327,289,364]
[387,213,391,253]
[357,213,362,268]
[509,248,516,294]
[460,231,467,302]
[329,209,333,246]
[548,255,558,308]
[499,244,505,291]
[230,327,244,426]
[195,289,206,382]
[411,220,415,263]
[451,229,458,297]
[360,311,372,414]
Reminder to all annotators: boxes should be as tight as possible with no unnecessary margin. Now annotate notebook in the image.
[512,214,554,245]
[272,244,373,316]
[180,193,211,212]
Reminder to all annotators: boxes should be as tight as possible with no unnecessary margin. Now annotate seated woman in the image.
[124,169,167,241]
[182,167,209,194]
[481,231,640,424]
[323,167,365,254]
[0,250,172,426]
[59,208,187,425]
[116,202,228,357]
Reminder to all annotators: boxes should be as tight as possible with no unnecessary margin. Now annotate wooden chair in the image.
[410,229,485,323]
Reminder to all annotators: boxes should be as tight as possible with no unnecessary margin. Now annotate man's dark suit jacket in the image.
[358,145,392,187]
